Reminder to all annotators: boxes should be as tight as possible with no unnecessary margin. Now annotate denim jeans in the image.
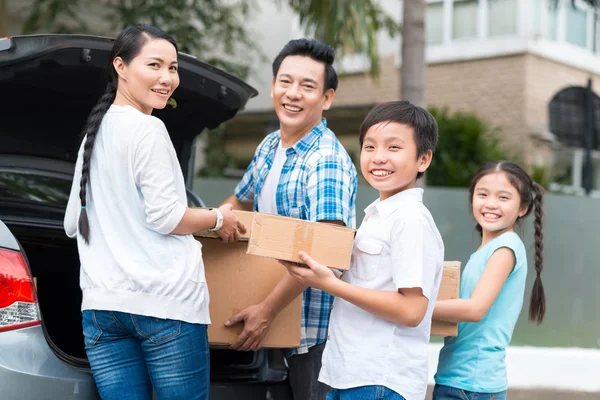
[82,310,209,400]
[433,384,507,400]
[326,385,406,400]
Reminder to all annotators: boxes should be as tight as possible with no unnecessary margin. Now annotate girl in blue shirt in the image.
[433,161,546,400]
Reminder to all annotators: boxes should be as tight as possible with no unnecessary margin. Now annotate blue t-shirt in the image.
[434,231,527,393]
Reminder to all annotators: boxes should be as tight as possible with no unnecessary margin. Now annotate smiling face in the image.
[113,38,180,115]
[271,55,334,140]
[472,171,528,240]
[360,121,432,200]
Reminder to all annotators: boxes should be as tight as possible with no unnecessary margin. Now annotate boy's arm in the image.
[433,248,515,323]
[282,252,428,327]
[283,218,440,327]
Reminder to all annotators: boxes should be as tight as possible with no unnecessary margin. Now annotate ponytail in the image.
[528,182,546,324]
[78,82,117,244]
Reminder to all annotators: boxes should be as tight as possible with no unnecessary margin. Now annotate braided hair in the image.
[468,161,546,324]
[78,24,178,244]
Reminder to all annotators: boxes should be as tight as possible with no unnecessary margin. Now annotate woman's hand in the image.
[279,251,336,292]
[217,204,246,242]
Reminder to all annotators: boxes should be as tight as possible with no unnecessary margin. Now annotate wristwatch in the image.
[209,208,224,232]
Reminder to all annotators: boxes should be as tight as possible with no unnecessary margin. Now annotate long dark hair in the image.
[78,24,178,244]
[468,161,546,324]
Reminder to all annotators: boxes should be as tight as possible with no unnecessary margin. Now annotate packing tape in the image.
[291,222,314,264]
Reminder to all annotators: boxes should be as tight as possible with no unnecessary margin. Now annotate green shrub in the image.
[427,107,515,187]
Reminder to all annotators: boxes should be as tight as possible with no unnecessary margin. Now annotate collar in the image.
[275,118,327,157]
[364,188,424,219]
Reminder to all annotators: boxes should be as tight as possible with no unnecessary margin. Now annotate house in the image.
[223,0,600,194]
[5,0,599,193]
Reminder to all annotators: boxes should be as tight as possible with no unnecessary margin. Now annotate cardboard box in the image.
[431,261,461,337]
[199,238,302,348]
[193,209,254,240]
[247,213,355,271]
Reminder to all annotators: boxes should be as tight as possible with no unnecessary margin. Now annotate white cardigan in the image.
[64,105,209,324]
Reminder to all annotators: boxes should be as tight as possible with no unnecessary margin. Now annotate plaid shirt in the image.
[235,118,357,355]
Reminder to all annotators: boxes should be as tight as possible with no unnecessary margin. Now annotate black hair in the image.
[359,101,439,180]
[272,38,338,93]
[78,24,178,244]
[469,161,546,324]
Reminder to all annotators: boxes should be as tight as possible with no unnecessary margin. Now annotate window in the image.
[489,0,518,37]
[566,6,588,48]
[0,170,71,207]
[533,0,542,35]
[548,3,559,41]
[427,1,444,45]
[453,0,478,40]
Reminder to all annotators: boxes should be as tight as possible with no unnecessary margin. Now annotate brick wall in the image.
[335,54,530,159]
[524,54,600,131]
[334,53,600,168]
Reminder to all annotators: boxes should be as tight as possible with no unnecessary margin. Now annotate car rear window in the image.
[0,170,72,207]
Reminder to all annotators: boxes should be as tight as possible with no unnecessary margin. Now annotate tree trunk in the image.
[0,0,8,37]
[401,0,426,108]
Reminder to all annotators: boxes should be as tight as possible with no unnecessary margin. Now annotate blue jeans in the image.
[433,384,507,400]
[326,385,406,400]
[82,310,209,400]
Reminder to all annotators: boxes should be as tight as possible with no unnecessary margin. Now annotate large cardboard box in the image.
[247,213,355,271]
[196,209,457,342]
[199,237,302,348]
[431,261,461,337]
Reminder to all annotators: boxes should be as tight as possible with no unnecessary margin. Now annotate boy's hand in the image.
[280,251,335,291]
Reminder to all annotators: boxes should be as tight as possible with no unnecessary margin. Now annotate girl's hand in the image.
[279,251,336,291]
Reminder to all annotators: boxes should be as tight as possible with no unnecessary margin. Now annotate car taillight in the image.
[0,248,41,332]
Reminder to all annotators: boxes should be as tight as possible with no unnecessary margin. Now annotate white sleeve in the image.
[390,219,439,300]
[64,140,85,238]
[133,133,186,235]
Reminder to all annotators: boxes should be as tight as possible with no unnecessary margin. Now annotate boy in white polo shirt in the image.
[281,101,444,400]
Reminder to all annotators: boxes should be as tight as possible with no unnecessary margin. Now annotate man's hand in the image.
[216,203,246,243]
[225,303,273,351]
[280,251,337,292]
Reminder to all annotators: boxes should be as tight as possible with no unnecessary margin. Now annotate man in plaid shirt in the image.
[222,38,357,399]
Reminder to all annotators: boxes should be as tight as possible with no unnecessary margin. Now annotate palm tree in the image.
[0,0,8,36]
[289,0,425,107]
[400,0,426,108]
[285,0,398,80]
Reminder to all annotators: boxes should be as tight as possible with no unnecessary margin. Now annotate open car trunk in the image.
[0,34,257,171]
[8,223,287,383]
[12,226,88,364]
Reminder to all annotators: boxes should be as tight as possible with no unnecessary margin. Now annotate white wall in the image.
[241,2,304,112]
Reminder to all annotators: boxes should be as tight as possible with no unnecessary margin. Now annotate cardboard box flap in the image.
[193,210,254,240]
[247,213,354,271]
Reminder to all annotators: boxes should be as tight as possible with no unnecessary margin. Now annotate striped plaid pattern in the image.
[235,118,357,355]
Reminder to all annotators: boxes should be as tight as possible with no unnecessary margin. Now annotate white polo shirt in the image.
[318,188,444,400]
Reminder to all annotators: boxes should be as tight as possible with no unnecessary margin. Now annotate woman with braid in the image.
[64,24,244,400]
[432,161,546,400]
